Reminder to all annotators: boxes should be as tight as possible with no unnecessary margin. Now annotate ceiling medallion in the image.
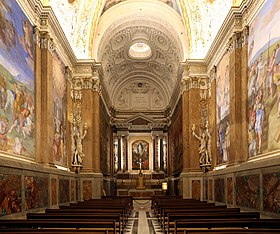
[128,42,152,59]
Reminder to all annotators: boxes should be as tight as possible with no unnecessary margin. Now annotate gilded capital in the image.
[40,32,56,53]
[241,26,249,47]
[227,32,242,53]
[180,77,190,93]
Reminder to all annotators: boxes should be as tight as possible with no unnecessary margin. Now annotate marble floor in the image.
[123,200,164,234]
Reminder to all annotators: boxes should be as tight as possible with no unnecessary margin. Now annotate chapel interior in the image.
[1,0,280,232]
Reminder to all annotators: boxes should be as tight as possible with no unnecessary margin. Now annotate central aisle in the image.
[124,200,164,234]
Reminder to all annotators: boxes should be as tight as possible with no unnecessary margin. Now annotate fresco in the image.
[236,175,260,209]
[132,140,149,170]
[83,180,92,200]
[192,180,200,200]
[51,178,57,206]
[0,0,35,158]
[0,174,21,216]
[59,179,69,204]
[263,172,280,214]
[214,177,224,203]
[52,52,67,165]
[216,51,230,164]
[227,177,233,205]
[102,0,181,15]
[169,104,182,175]
[100,101,111,176]
[248,0,280,157]
[25,176,48,210]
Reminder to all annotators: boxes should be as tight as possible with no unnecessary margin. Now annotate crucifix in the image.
[138,158,144,173]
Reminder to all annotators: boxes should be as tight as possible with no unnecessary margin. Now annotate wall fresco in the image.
[0,0,35,158]
[25,176,48,210]
[59,179,69,204]
[100,100,111,176]
[236,175,260,209]
[227,177,233,205]
[214,177,224,203]
[53,52,67,166]
[51,178,57,206]
[0,174,21,216]
[263,172,280,214]
[192,180,200,200]
[83,180,92,200]
[216,51,230,164]
[169,101,182,176]
[248,0,280,157]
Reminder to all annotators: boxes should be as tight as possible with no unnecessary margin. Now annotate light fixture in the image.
[162,181,168,191]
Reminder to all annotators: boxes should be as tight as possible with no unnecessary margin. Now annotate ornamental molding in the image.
[40,32,56,53]
[227,31,242,53]
[99,25,181,97]
[241,25,249,47]
[181,75,208,93]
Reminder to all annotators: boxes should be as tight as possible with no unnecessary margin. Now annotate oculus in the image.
[128,42,152,59]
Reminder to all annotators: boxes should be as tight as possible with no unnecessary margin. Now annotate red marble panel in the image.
[70,180,75,201]
[209,179,213,200]
[227,177,233,205]
[192,180,200,200]
[51,178,57,206]
[83,180,92,200]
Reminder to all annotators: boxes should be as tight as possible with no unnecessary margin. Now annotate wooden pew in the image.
[45,208,125,231]
[166,212,260,233]
[27,212,123,233]
[0,229,114,234]
[0,219,116,234]
[182,229,280,234]
[160,206,234,228]
[174,219,280,234]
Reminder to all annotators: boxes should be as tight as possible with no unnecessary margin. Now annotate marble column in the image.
[72,63,101,173]
[113,133,119,174]
[208,67,217,168]
[181,76,201,172]
[179,61,208,198]
[34,27,42,163]
[65,67,73,169]
[228,32,244,164]
[241,27,249,161]
[163,134,168,173]
[35,31,55,166]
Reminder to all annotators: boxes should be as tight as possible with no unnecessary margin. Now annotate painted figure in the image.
[254,89,264,154]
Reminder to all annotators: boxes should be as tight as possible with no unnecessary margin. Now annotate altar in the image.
[117,188,163,198]
[116,172,165,198]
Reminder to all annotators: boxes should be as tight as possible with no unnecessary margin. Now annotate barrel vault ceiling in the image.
[43,0,237,118]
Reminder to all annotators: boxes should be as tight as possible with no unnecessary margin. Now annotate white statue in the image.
[72,122,87,168]
[192,123,212,167]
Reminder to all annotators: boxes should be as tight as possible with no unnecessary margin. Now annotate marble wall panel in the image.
[25,176,48,210]
[0,174,21,216]
[263,171,280,214]
[236,174,260,209]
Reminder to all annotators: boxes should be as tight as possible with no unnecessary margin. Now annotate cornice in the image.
[205,1,252,70]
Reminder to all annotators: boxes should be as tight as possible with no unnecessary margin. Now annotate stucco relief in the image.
[115,82,165,110]
[100,26,180,94]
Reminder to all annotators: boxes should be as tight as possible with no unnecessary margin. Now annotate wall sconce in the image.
[162,181,168,191]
